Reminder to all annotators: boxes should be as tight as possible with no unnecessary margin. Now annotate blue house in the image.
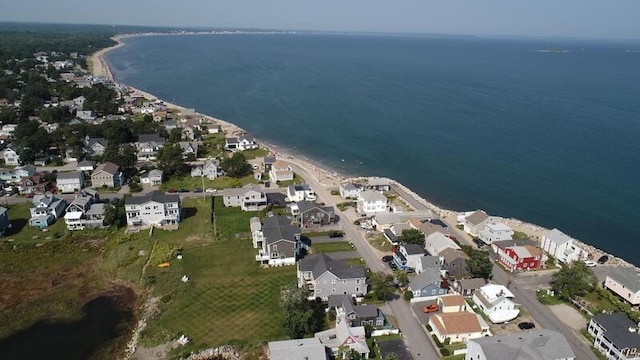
[408,268,449,299]
[28,194,66,228]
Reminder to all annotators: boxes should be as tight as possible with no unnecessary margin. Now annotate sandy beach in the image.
[90,34,635,270]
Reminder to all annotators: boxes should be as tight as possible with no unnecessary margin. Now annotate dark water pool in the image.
[0,296,133,360]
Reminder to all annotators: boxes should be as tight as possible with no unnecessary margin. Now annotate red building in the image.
[496,244,545,272]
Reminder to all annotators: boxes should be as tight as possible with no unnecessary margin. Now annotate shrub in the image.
[403,290,414,301]
[440,348,450,356]
[432,334,443,348]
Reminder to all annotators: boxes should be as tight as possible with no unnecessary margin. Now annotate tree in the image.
[220,152,252,178]
[395,270,409,288]
[281,285,326,338]
[551,261,596,300]
[461,245,493,279]
[102,143,136,169]
[167,128,182,143]
[157,143,187,176]
[337,347,363,360]
[103,199,126,228]
[369,272,395,301]
[397,228,425,246]
[384,353,399,360]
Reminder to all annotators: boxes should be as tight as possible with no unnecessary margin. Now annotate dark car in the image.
[328,231,344,238]
[168,188,178,193]
[518,322,535,330]
[178,188,189,193]
[382,255,394,262]
[388,262,398,270]
[473,238,486,248]
[193,188,203,193]
[597,255,609,264]
[264,181,270,188]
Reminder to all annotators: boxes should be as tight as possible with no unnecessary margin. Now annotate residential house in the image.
[425,231,461,256]
[28,194,66,228]
[3,147,20,166]
[454,278,487,297]
[141,169,163,185]
[366,177,391,191]
[356,190,388,216]
[429,311,490,344]
[178,141,198,158]
[463,210,495,237]
[73,95,86,108]
[372,210,434,230]
[440,248,471,279]
[339,183,363,199]
[604,267,640,306]
[392,242,425,270]
[287,184,316,202]
[136,134,165,161]
[587,312,640,360]
[541,228,586,264]
[124,191,181,227]
[0,206,10,236]
[263,156,276,172]
[91,162,122,188]
[63,194,105,230]
[269,160,294,182]
[408,268,449,299]
[190,158,218,179]
[478,222,513,245]
[181,126,198,141]
[14,164,37,179]
[495,244,546,272]
[85,137,108,157]
[268,338,329,360]
[472,283,520,323]
[225,137,258,151]
[382,222,412,245]
[76,160,96,172]
[297,253,367,300]
[314,320,369,359]
[295,201,336,228]
[466,329,576,360]
[409,217,449,237]
[437,295,468,313]
[76,110,95,121]
[222,185,267,211]
[17,173,50,194]
[56,171,84,193]
[328,294,385,328]
[416,255,444,274]
[255,215,300,266]
[202,123,222,134]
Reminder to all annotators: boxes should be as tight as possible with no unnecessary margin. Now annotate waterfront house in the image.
[454,278,487,297]
[28,194,66,228]
[604,267,640,306]
[425,231,461,256]
[221,185,267,211]
[190,158,218,179]
[587,312,640,360]
[478,222,513,245]
[472,283,520,324]
[56,171,84,193]
[339,182,363,199]
[124,190,181,228]
[225,137,258,151]
[202,123,222,134]
[263,156,276,172]
[3,147,20,166]
[415,255,444,274]
[297,253,367,300]
[382,222,412,245]
[440,248,471,279]
[314,320,370,359]
[372,210,434,230]
[269,160,294,182]
[429,311,489,344]
[268,338,330,360]
[328,294,385,328]
[91,162,122,188]
[85,137,108,157]
[366,177,391,191]
[356,190,388,216]
[495,243,546,272]
[408,267,449,299]
[64,194,105,230]
[295,200,336,228]
[287,184,316,202]
[541,228,586,264]
[463,210,495,237]
[466,329,576,360]
[0,206,10,236]
[141,169,163,185]
[409,217,449,237]
[136,134,165,161]
[392,242,425,270]
[254,215,300,266]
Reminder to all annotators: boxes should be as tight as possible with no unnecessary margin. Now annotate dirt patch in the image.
[549,304,587,331]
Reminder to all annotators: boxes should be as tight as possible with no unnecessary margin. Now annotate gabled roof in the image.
[458,278,487,291]
[607,266,640,294]
[469,329,575,360]
[268,338,328,360]
[431,312,482,335]
[262,215,299,245]
[440,248,469,263]
[592,312,640,349]
[137,134,165,143]
[288,184,312,193]
[92,162,120,176]
[125,190,179,205]
[466,210,489,226]
[149,169,163,177]
[426,232,460,255]
[77,160,96,167]
[368,177,389,186]
[87,137,108,147]
[418,255,443,269]
[263,156,276,165]
[402,243,425,255]
[359,190,387,203]
[409,268,444,290]
[221,184,263,197]
[299,254,366,280]
[249,217,262,232]
[56,171,82,181]
[543,228,573,246]
[440,295,466,307]
[297,200,334,215]
[493,238,537,249]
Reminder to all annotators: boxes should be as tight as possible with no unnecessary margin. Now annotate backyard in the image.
[158,174,257,192]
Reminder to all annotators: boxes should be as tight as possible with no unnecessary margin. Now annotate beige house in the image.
[604,267,640,305]
[91,162,122,188]
[429,311,490,343]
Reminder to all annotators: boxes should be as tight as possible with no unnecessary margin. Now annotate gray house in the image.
[440,248,471,280]
[328,294,385,328]
[0,206,10,236]
[85,137,108,157]
[298,253,367,300]
[255,215,300,266]
[466,329,575,360]
[409,267,449,299]
[295,200,336,228]
[56,171,84,193]
[28,194,66,228]
[416,255,444,274]
[221,185,266,211]
[455,278,487,297]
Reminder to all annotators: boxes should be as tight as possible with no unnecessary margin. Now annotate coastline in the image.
[91,34,635,270]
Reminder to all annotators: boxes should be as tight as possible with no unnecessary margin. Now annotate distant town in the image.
[0,26,639,360]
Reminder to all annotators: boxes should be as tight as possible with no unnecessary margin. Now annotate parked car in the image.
[382,255,394,262]
[585,260,597,267]
[517,322,535,330]
[168,188,178,193]
[264,181,270,188]
[178,188,189,193]
[193,188,203,193]
[328,231,344,238]
[205,188,216,193]
[388,262,398,270]
[597,255,609,264]
[422,304,439,313]
[473,238,486,248]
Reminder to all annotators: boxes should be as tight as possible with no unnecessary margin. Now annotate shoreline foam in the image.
[91,33,635,270]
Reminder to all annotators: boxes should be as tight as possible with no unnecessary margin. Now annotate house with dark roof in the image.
[440,248,470,280]
[339,182,363,199]
[295,200,336,228]
[91,162,122,188]
[136,134,165,161]
[124,190,181,228]
[76,160,96,172]
[588,312,640,360]
[56,171,84,193]
[297,254,367,300]
[328,294,385,328]
[408,268,449,299]
[64,194,105,230]
[467,329,575,360]
[287,184,316,202]
[393,243,425,270]
[454,278,487,297]
[254,215,301,266]
[85,137,108,157]
[263,156,276,172]
[604,267,640,306]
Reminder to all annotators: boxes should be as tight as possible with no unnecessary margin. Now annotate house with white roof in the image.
[314,319,369,359]
[268,338,329,360]
[425,231,460,256]
[339,182,363,199]
[269,160,294,182]
[472,283,520,324]
[287,184,316,202]
[604,266,640,306]
[541,228,586,263]
[356,190,388,216]
[466,329,576,360]
[56,171,84,193]
[478,222,513,245]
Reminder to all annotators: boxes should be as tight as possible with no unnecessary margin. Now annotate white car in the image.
[205,188,217,193]
[585,261,597,267]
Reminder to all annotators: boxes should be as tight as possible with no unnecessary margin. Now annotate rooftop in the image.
[125,190,179,205]
[607,266,640,294]
[592,312,640,349]
[544,228,573,246]
[431,312,482,335]
[299,253,366,280]
[469,329,575,360]
[268,338,328,360]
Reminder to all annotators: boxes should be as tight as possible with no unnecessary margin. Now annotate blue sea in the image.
[107,33,640,265]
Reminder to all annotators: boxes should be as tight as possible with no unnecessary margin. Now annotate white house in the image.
[314,320,369,359]
[222,185,267,211]
[76,160,96,172]
[356,190,388,215]
[541,228,586,264]
[190,159,218,179]
[339,183,362,199]
[56,171,84,193]
[269,160,294,182]
[472,283,520,324]
[141,169,163,185]
[287,184,316,202]
[392,243,425,270]
[604,266,640,306]
[136,134,165,161]
[3,147,20,166]
[463,210,495,237]
[478,222,513,245]
[425,231,460,256]
[225,137,258,151]
[124,191,181,227]
[429,311,490,344]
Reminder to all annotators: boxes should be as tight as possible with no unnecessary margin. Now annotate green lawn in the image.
[199,133,226,158]
[159,174,257,192]
[4,202,68,243]
[241,148,269,160]
[367,233,392,252]
[275,173,305,187]
[311,241,354,253]
[213,196,262,240]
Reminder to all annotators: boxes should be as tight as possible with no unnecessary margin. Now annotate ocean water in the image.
[107,33,640,265]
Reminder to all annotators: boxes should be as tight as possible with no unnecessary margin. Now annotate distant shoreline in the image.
[91,32,636,270]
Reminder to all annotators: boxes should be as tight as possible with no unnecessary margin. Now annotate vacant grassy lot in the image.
[241,148,269,160]
[159,174,257,192]
[311,241,354,253]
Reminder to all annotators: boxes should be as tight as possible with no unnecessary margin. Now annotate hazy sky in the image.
[2,0,640,39]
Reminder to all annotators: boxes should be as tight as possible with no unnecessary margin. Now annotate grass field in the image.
[4,202,68,243]
[159,174,257,192]
[311,241,354,253]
